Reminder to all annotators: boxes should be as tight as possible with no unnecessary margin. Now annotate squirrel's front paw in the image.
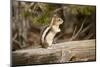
[57,29,61,32]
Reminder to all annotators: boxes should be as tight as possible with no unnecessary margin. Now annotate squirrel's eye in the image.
[58,18,61,21]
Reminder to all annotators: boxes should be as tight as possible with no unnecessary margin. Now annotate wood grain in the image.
[12,39,96,66]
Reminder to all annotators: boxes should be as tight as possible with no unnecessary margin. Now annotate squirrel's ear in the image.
[53,14,58,18]
[50,14,59,26]
[50,15,56,26]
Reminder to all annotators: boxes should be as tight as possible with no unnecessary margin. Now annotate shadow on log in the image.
[12,39,96,66]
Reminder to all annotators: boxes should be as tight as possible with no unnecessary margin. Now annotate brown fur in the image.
[41,14,63,48]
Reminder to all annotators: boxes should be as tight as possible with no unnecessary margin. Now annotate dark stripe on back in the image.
[44,27,51,42]
[40,25,51,43]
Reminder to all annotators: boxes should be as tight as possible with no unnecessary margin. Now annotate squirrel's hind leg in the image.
[41,42,49,48]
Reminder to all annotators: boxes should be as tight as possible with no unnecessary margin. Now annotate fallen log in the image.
[12,39,96,66]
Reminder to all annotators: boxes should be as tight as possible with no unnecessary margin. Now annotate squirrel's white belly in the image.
[46,31,56,46]
[46,26,61,47]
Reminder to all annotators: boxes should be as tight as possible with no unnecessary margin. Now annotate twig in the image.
[84,33,94,39]
[12,33,23,48]
[12,39,22,48]
[13,33,18,40]
[37,3,46,13]
[53,33,65,43]
[81,24,92,34]
[70,18,87,40]
[53,8,62,13]
[71,25,77,38]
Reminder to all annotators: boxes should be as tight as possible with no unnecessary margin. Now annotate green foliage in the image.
[68,5,95,15]
[18,2,96,25]
[78,6,95,15]
[33,13,51,25]
[32,3,56,25]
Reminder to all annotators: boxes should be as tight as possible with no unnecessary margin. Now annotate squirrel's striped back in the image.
[40,25,51,48]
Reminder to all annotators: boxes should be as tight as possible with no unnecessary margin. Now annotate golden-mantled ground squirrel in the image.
[40,15,63,48]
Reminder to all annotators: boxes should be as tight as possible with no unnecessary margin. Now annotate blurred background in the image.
[12,1,96,51]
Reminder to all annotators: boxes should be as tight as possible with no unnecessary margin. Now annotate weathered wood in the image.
[12,39,96,66]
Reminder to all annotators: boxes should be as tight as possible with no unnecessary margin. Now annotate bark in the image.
[12,39,96,66]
